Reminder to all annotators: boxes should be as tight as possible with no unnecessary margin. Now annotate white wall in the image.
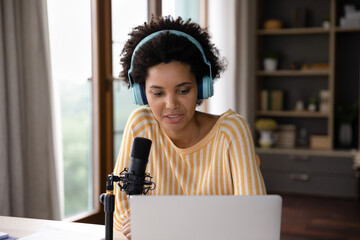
[207,0,255,128]
[207,0,236,115]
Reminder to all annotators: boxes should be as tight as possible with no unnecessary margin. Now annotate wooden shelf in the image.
[256,111,329,118]
[257,69,330,76]
[258,27,360,35]
[257,27,330,35]
[335,27,360,33]
[255,147,353,157]
[254,0,359,198]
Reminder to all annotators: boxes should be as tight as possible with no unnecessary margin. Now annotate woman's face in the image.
[145,61,198,135]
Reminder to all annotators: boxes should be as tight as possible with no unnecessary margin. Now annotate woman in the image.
[113,16,266,239]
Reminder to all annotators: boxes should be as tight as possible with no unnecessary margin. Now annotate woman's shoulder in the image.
[127,106,157,127]
[219,109,247,124]
[129,106,153,116]
[217,109,251,133]
[198,109,249,140]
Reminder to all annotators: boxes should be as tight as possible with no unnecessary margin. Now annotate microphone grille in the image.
[131,137,152,159]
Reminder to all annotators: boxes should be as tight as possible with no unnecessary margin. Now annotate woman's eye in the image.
[152,91,163,96]
[178,88,190,94]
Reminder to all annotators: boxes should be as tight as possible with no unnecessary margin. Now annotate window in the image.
[112,0,148,163]
[162,0,200,23]
[47,0,93,218]
[48,0,152,221]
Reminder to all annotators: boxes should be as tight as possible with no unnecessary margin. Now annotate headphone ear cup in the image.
[131,82,148,105]
[198,76,214,99]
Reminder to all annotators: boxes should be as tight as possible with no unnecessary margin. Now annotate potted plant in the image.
[261,50,282,71]
[255,118,278,148]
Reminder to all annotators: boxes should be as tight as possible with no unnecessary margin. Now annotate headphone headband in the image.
[128,30,213,105]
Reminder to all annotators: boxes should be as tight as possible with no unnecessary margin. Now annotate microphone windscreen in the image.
[131,137,152,160]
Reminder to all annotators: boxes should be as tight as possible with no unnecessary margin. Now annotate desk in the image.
[0,216,126,240]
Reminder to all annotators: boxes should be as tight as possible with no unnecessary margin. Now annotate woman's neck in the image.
[165,111,220,149]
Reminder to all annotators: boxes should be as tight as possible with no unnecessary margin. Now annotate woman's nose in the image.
[166,94,178,109]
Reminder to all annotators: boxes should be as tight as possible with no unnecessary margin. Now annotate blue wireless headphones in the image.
[128,30,213,105]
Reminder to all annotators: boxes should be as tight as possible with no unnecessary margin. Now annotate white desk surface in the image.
[0,216,126,240]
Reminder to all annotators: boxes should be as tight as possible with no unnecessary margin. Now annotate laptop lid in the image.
[130,195,282,240]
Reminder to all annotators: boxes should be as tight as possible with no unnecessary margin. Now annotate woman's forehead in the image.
[146,61,196,86]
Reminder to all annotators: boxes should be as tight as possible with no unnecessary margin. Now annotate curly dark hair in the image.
[119,16,226,93]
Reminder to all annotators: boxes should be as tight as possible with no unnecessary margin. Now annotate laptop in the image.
[130,195,282,240]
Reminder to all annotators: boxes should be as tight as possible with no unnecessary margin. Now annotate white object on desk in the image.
[0,216,126,240]
[18,226,103,240]
[0,232,9,240]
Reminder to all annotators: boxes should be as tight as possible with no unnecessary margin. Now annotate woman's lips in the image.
[164,114,184,123]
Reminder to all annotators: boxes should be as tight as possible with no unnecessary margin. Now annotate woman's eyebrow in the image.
[176,82,193,87]
[149,81,193,89]
[149,85,163,89]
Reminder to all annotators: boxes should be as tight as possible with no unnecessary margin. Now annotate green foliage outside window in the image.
[61,82,92,217]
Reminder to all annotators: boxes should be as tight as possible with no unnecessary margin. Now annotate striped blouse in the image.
[113,106,266,230]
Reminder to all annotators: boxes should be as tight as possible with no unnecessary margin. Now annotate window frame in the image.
[67,0,113,224]
[72,0,162,224]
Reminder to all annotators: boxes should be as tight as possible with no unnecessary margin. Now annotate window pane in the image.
[162,0,199,23]
[112,0,148,163]
[162,0,175,17]
[47,0,93,218]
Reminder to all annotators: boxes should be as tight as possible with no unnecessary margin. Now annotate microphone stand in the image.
[100,174,120,240]
[100,170,155,240]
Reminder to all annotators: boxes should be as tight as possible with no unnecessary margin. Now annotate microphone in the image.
[120,137,153,195]
[100,137,155,240]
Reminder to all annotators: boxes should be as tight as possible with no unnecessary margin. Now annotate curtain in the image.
[0,0,60,220]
